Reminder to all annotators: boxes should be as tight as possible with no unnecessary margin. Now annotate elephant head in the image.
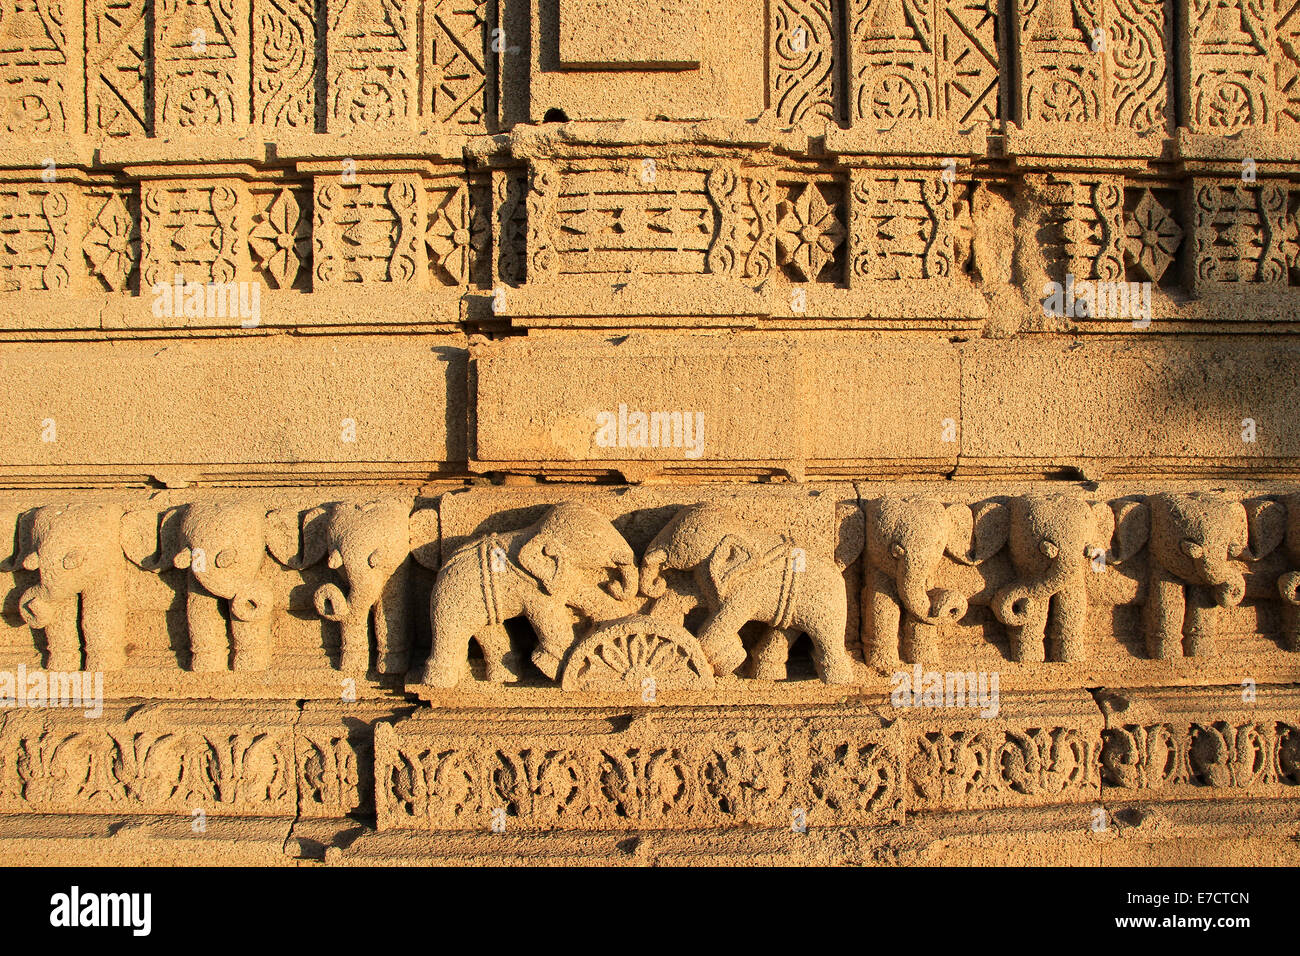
[19,503,125,612]
[1148,493,1283,609]
[517,503,637,610]
[991,495,1111,627]
[865,497,1002,626]
[176,502,271,614]
[640,503,758,605]
[1279,495,1300,649]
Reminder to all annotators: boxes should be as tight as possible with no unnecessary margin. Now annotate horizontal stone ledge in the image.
[961,339,1300,465]
[471,334,962,466]
[0,336,467,469]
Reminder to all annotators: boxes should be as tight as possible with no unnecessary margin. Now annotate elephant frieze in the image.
[267,499,439,675]
[990,495,1117,663]
[863,497,1006,668]
[640,503,855,684]
[418,503,638,689]
[124,501,275,672]
[15,503,128,671]
[1145,493,1284,659]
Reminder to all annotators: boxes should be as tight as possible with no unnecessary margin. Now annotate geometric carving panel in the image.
[850,0,1001,130]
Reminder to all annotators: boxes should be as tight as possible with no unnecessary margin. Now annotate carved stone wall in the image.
[0,0,1297,866]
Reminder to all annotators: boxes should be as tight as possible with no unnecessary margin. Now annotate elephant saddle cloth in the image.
[762,538,801,631]
[446,533,530,627]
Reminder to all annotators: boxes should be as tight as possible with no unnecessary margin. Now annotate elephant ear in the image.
[0,507,27,573]
[1234,498,1286,561]
[1089,500,1117,560]
[121,506,185,572]
[945,501,1009,565]
[409,505,440,570]
[265,505,330,569]
[518,535,564,594]
[834,504,865,571]
[1104,498,1149,564]
[706,534,756,600]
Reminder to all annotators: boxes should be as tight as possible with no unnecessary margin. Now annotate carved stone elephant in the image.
[266,499,439,675]
[418,503,638,689]
[991,495,1114,663]
[640,503,854,684]
[15,503,127,671]
[1145,493,1283,658]
[1278,494,1300,651]
[863,497,1006,667]
[124,501,274,672]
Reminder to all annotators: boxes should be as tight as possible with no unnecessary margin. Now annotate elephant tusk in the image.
[313,582,350,622]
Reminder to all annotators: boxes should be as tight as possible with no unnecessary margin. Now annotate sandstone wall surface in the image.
[0,0,1298,865]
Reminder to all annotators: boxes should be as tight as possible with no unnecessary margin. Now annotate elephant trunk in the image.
[18,585,56,629]
[992,583,1044,627]
[1205,560,1246,608]
[314,582,351,622]
[897,558,967,625]
[608,561,638,602]
[640,549,669,599]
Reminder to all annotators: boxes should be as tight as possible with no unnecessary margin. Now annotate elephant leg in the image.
[752,627,797,681]
[231,615,272,671]
[337,616,370,675]
[1144,567,1185,659]
[1048,586,1087,663]
[525,600,579,681]
[1008,599,1050,663]
[697,604,752,677]
[866,569,902,670]
[901,620,938,665]
[81,582,127,671]
[1282,603,1300,652]
[187,588,229,671]
[420,591,482,688]
[802,603,854,686]
[373,566,411,675]
[475,624,521,682]
[1184,586,1218,658]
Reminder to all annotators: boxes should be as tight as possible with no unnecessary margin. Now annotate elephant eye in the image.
[62,551,84,570]
[215,550,235,569]
[1180,539,1204,559]
[890,543,906,559]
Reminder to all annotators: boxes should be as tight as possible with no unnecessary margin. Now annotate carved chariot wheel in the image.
[560,615,715,692]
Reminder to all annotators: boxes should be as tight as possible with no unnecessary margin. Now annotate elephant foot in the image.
[378,650,410,676]
[1010,635,1045,664]
[530,647,563,681]
[45,653,82,672]
[485,651,525,683]
[190,652,228,672]
[818,655,856,685]
[233,648,272,672]
[1184,632,1215,658]
[338,650,369,675]
[84,651,126,672]
[1145,635,1181,660]
[419,661,463,688]
[1054,637,1085,663]
[752,657,788,681]
[867,642,899,671]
